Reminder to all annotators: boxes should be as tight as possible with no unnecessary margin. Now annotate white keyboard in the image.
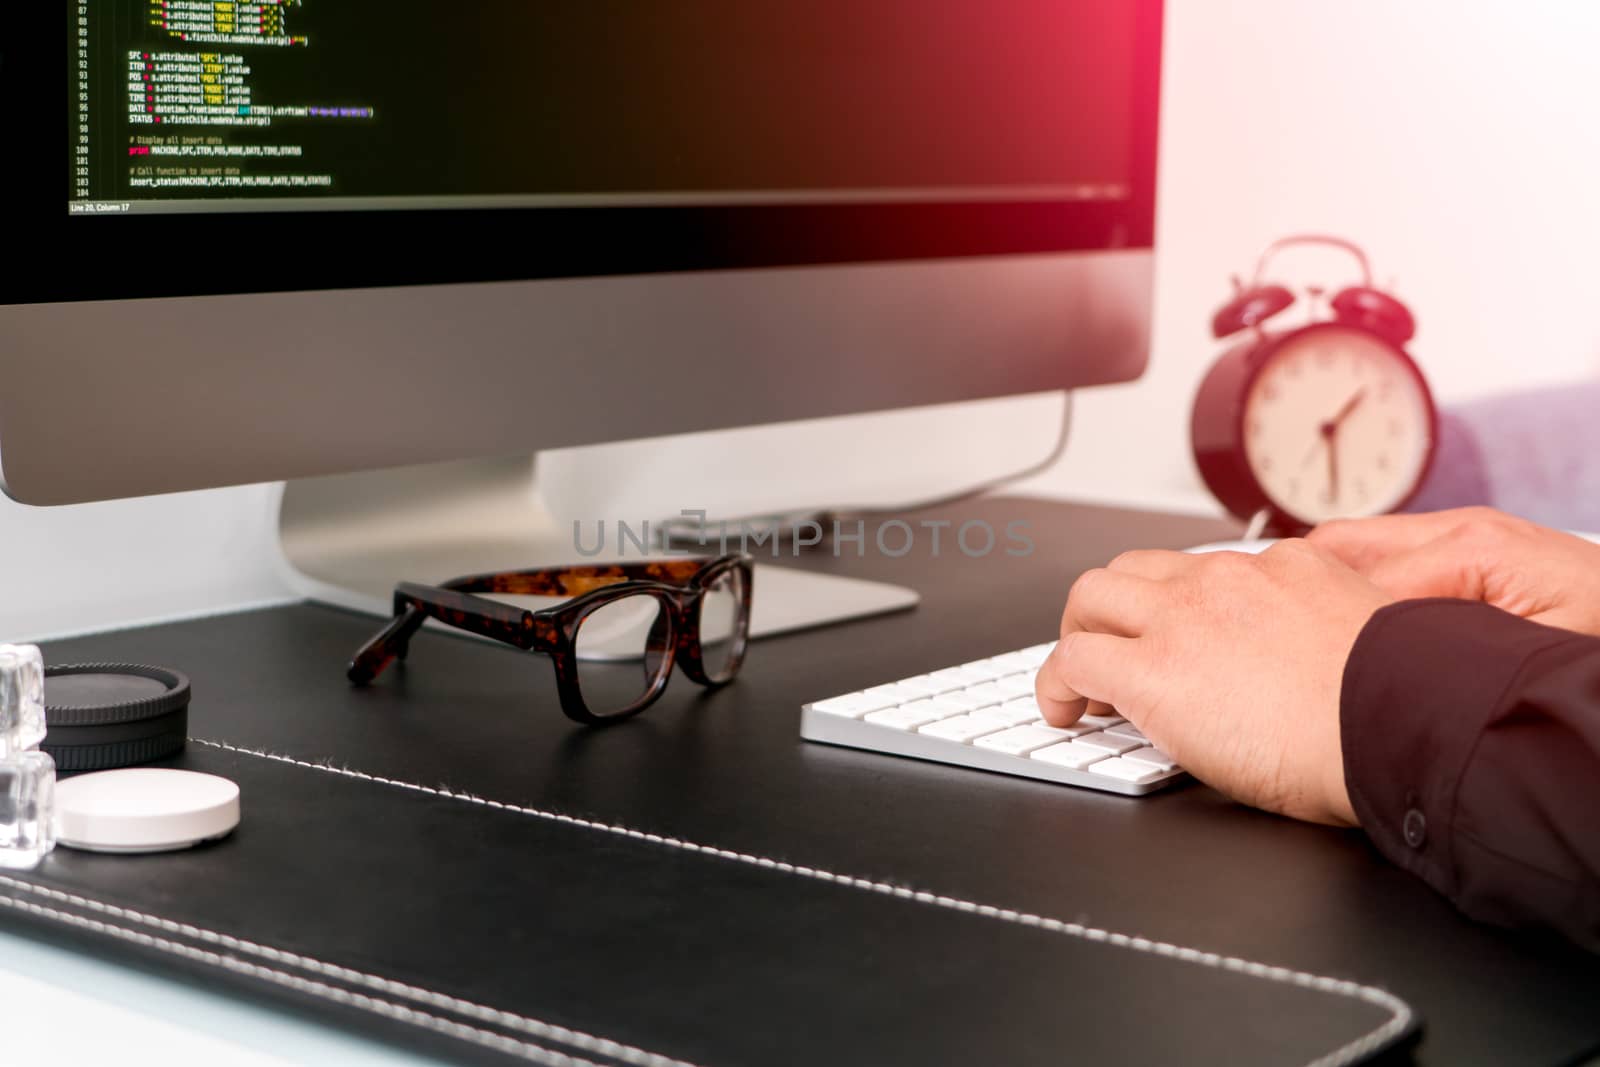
[800,643,1188,796]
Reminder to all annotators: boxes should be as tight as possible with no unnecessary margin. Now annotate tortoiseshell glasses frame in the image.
[346,555,753,725]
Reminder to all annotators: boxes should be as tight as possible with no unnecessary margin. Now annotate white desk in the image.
[0,928,449,1066]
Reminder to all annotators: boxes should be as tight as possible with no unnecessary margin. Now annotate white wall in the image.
[6,0,1600,640]
[1044,0,1600,509]
[0,485,291,641]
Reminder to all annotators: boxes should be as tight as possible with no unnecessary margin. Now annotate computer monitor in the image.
[2,1,1162,628]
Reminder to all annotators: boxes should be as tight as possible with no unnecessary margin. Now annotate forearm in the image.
[1341,599,1600,950]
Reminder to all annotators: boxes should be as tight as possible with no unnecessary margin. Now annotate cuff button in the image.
[1403,808,1427,849]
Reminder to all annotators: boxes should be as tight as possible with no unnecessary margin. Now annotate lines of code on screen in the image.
[68,0,1141,216]
[71,1,376,211]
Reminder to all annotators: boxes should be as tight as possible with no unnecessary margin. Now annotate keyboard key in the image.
[859,693,912,714]
[896,674,952,696]
[968,700,1041,727]
[987,652,1035,674]
[960,682,1008,708]
[1040,718,1104,739]
[812,690,918,718]
[1087,758,1168,785]
[918,715,1005,743]
[931,690,990,713]
[1029,723,1091,741]
[1001,694,1040,716]
[947,687,998,713]
[1079,713,1126,730]
[1123,746,1179,772]
[1106,722,1147,742]
[929,666,990,689]
[1030,741,1110,770]
[1074,732,1143,756]
[954,659,1012,682]
[809,694,875,718]
[861,683,920,706]
[1017,643,1055,667]
[913,697,968,719]
[1024,742,1113,767]
[864,703,947,731]
[974,724,1072,756]
[995,673,1036,698]
[934,687,992,713]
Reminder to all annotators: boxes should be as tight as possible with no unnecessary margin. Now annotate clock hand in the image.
[1326,430,1339,504]
[1304,388,1369,468]
[1329,388,1367,429]
[1302,434,1325,469]
[1320,388,1368,505]
[1306,388,1366,488]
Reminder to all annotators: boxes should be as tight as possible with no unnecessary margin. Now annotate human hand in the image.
[1034,541,1393,825]
[1309,507,1600,638]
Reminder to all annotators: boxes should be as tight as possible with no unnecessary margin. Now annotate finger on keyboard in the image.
[801,644,1188,796]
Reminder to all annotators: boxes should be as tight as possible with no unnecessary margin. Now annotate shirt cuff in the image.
[1339,599,1577,899]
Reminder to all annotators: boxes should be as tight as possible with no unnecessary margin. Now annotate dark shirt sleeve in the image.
[1341,598,1600,950]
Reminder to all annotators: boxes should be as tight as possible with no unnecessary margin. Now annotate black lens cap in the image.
[42,663,191,772]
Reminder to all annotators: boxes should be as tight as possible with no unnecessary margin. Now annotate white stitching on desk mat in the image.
[183,737,1417,1067]
[0,889,631,1067]
[203,737,1419,1063]
[0,872,692,1067]
[12,739,1420,1067]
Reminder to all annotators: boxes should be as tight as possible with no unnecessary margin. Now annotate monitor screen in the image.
[74,2,1139,213]
[11,1,1160,304]
[2,1,1162,507]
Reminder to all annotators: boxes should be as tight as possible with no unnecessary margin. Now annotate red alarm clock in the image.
[1191,235,1438,536]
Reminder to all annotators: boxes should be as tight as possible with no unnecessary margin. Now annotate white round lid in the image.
[55,768,240,854]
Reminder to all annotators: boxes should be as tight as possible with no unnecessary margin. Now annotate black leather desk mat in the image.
[4,498,1596,1065]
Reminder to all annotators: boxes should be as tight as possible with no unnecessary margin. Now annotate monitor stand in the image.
[273,454,920,639]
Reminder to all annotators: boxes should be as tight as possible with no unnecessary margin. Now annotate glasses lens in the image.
[574,593,672,717]
[697,566,746,683]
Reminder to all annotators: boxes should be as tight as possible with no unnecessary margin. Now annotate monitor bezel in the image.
[4,1,1161,307]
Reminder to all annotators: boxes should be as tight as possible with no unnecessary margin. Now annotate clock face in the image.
[1242,325,1433,524]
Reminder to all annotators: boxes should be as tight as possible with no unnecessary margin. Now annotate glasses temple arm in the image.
[347,602,429,685]
[347,584,535,685]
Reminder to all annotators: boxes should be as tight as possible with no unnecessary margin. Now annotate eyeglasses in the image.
[347,555,753,725]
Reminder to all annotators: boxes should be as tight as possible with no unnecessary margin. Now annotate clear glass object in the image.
[0,750,57,870]
[574,593,671,716]
[696,566,745,683]
[0,643,46,757]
